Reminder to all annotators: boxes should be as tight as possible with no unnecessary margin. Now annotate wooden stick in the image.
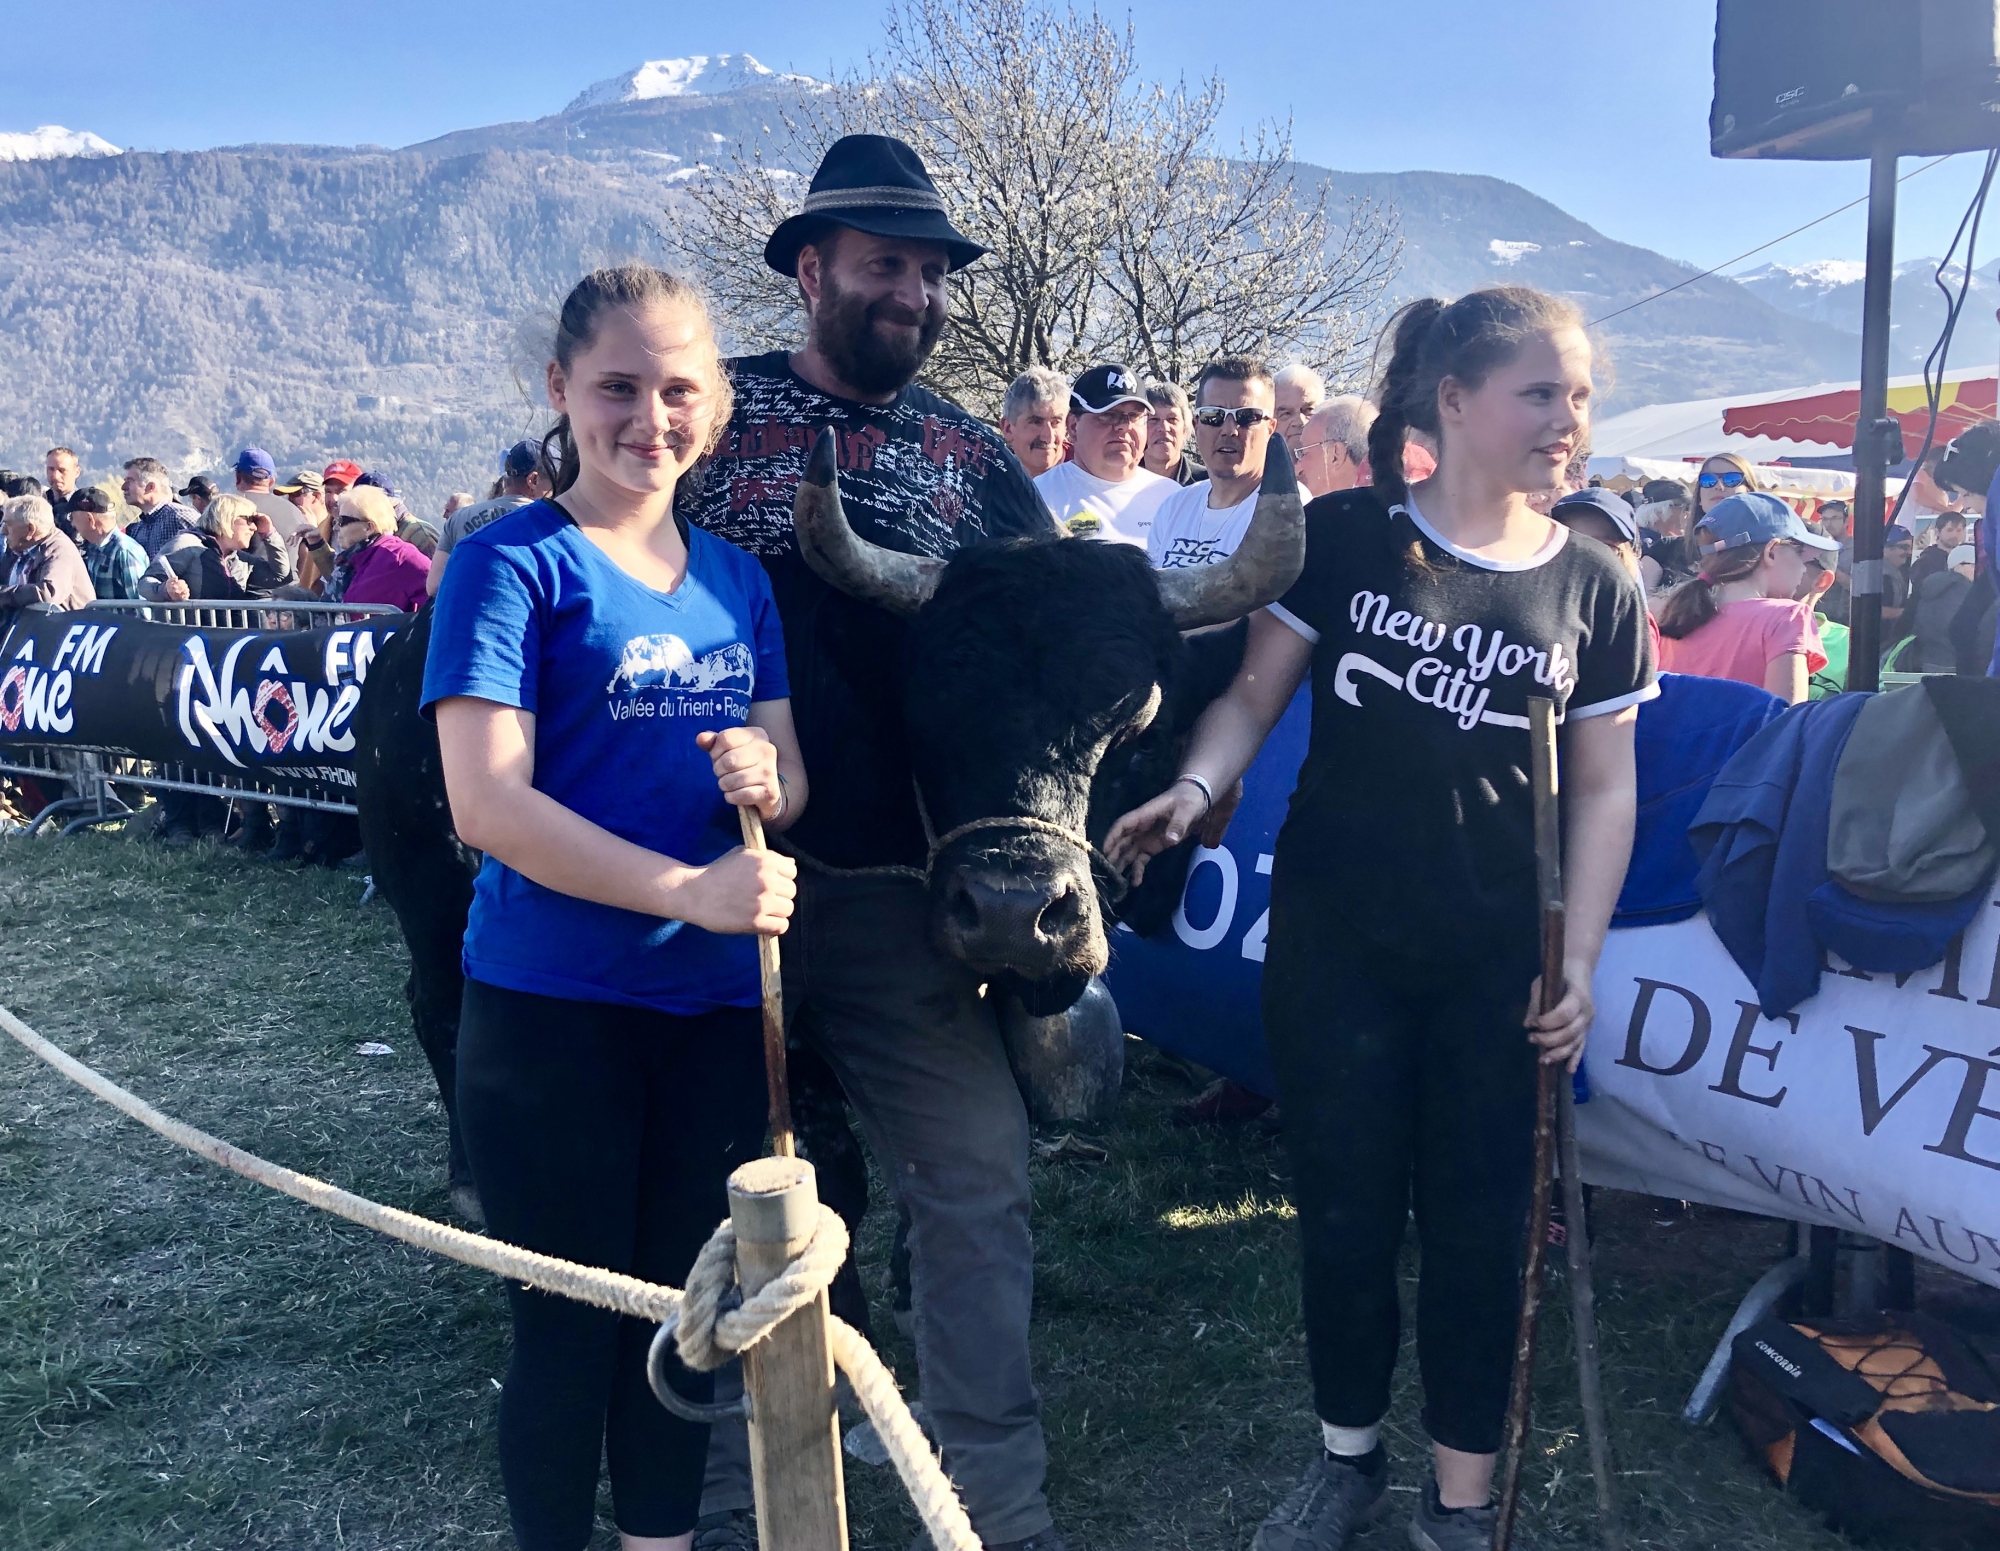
[739,806,796,1158]
[1557,1073,1623,1551]
[1494,698,1564,1551]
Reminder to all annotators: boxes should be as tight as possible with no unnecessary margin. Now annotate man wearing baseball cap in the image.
[678,133,1067,1551]
[234,447,308,567]
[1033,363,1176,547]
[322,459,363,504]
[427,440,547,597]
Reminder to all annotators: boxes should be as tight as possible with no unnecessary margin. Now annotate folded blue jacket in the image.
[1807,874,1994,977]
[1689,692,1871,1017]
[1614,673,1787,929]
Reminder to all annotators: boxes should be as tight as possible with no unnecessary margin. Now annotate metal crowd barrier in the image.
[3,600,409,836]
[81,598,404,630]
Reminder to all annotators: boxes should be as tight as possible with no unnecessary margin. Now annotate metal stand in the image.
[1843,136,1921,1313]
[1848,138,1898,691]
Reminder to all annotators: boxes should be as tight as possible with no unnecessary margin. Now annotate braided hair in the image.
[1367,286,1587,564]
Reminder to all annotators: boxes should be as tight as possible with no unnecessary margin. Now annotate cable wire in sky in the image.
[1587,154,1958,328]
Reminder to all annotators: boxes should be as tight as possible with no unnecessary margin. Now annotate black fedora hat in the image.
[764,134,989,277]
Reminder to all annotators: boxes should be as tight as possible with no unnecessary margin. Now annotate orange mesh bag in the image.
[1728,1312,2000,1545]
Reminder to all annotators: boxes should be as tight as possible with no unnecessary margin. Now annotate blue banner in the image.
[1101,685,1311,1097]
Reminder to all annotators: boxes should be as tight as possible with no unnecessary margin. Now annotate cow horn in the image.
[793,427,944,615]
[1154,434,1307,630]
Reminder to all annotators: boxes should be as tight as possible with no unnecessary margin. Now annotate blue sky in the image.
[11,0,1994,274]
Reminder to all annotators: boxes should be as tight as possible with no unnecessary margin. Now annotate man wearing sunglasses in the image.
[1033,363,1176,546]
[1146,356,1277,573]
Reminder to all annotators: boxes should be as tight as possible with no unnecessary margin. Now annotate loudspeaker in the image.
[1712,0,2000,159]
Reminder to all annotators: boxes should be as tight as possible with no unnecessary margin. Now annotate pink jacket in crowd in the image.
[341,533,431,612]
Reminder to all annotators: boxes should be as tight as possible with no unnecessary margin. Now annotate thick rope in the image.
[0,1004,981,1551]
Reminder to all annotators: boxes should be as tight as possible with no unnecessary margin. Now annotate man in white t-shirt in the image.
[1033,363,1175,546]
[1147,356,1277,571]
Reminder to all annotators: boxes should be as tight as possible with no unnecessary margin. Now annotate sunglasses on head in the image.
[1697,470,1749,490]
[1194,406,1272,429]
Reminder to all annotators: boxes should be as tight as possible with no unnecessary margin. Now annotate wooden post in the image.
[729,1155,846,1551]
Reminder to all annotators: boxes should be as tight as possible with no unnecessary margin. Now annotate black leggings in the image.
[1261,880,1539,1456]
[457,980,768,1550]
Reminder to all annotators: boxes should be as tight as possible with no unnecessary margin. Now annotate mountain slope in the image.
[1736,256,2000,375]
[1302,167,1867,409]
[0,67,1887,509]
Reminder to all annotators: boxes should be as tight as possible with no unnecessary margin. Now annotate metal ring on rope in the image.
[647,1313,751,1424]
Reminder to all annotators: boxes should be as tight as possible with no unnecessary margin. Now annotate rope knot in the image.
[673,1204,851,1372]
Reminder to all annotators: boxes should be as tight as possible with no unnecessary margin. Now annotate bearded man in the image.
[680,135,1066,1551]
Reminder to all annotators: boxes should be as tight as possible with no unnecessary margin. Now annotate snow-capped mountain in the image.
[0,126,120,162]
[1736,256,2000,370]
[565,54,819,112]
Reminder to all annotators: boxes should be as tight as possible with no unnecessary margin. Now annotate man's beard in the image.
[811,271,945,396]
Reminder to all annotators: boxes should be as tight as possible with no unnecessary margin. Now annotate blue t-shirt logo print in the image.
[421,502,790,1014]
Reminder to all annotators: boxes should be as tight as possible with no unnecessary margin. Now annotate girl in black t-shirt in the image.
[1108,288,1654,1551]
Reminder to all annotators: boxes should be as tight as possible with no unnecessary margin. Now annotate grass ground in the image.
[0,831,1985,1549]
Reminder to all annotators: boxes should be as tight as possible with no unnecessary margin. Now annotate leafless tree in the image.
[663,0,1402,415]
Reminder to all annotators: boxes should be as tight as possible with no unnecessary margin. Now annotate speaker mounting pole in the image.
[1848,136,1899,695]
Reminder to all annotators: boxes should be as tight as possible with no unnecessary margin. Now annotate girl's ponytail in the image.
[1656,539,1764,639]
[539,416,581,497]
[1369,298,1446,509]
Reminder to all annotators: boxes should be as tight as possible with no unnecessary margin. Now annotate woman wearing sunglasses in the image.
[1694,452,1759,516]
[294,485,432,609]
[1657,490,1839,702]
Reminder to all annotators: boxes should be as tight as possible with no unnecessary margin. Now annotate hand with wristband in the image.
[1106,770,1216,883]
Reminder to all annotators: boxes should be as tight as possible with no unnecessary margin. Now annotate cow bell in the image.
[1000,975,1125,1126]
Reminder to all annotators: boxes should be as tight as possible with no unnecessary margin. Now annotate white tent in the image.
[1586,454,1872,504]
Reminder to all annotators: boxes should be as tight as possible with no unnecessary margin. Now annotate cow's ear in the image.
[1176,617,1249,717]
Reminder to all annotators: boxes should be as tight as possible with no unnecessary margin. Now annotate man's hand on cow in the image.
[697,726,783,821]
[1103,780,1211,886]
[682,845,798,936]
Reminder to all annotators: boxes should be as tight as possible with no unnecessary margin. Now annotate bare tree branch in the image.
[662,0,1402,415]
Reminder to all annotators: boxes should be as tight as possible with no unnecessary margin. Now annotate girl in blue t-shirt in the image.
[422,266,806,1551]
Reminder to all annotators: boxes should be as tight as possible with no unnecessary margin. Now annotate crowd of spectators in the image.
[0,441,521,622]
[5,386,1997,852]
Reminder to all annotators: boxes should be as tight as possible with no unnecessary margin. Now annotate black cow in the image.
[790,425,1304,1014]
[350,603,483,1224]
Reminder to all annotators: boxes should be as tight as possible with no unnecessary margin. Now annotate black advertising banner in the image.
[0,612,404,798]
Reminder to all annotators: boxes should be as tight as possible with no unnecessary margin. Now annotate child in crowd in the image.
[1657,491,1838,703]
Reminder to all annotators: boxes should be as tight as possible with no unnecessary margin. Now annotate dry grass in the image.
[0,832,1954,1549]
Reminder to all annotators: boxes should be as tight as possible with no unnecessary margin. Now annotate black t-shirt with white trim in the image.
[1269,488,1657,951]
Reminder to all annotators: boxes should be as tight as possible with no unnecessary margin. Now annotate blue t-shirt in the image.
[421,501,790,1014]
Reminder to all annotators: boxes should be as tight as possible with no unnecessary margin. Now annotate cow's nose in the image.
[938,866,1092,976]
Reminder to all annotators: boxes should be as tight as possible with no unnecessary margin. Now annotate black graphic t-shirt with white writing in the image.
[1269,488,1657,952]
[681,351,1057,868]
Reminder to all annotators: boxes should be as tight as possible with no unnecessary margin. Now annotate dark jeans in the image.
[457,981,768,1550]
[702,869,1050,1544]
[1262,876,1540,1456]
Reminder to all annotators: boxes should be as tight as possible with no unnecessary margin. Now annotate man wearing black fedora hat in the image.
[681,134,1066,1551]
